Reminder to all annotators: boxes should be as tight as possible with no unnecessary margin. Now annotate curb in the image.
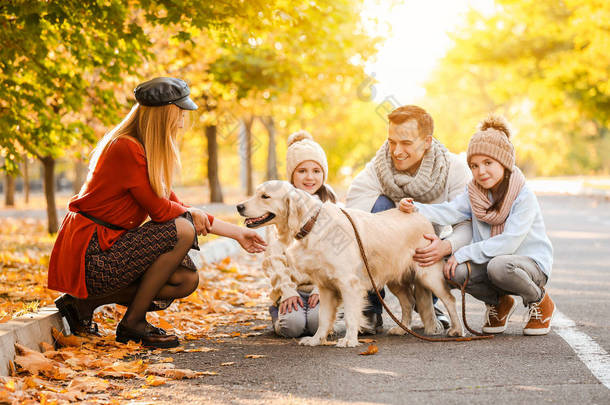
[0,306,66,376]
[0,226,267,376]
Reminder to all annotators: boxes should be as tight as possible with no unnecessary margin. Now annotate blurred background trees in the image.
[423,0,610,176]
[1,0,609,233]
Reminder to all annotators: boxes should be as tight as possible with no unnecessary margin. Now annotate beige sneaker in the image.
[482,295,517,333]
[523,291,555,336]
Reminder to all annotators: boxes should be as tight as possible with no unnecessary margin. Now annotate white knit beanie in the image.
[286,131,329,183]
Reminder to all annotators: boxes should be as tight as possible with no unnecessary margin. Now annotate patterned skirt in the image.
[84,218,197,298]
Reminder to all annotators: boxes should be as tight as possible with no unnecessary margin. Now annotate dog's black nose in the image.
[236,204,245,215]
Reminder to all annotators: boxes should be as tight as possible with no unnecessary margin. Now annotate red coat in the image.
[48,137,213,298]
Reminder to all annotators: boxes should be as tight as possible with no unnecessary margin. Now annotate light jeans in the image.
[452,255,548,306]
[269,291,319,338]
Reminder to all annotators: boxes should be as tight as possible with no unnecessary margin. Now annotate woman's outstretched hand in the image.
[398,198,416,213]
[237,228,267,253]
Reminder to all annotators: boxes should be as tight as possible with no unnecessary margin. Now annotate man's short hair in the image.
[387,105,434,137]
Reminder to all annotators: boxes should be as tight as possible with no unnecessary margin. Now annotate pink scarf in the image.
[468,166,526,236]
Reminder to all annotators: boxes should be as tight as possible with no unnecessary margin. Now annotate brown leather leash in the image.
[339,208,493,342]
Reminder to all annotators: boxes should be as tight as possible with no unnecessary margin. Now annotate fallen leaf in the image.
[244,354,265,359]
[14,344,65,378]
[146,364,201,379]
[249,325,267,331]
[220,362,235,366]
[185,347,218,353]
[39,342,54,352]
[158,357,173,363]
[121,389,144,400]
[145,375,167,386]
[358,338,376,344]
[51,328,83,348]
[359,344,379,356]
[67,376,110,393]
[3,379,16,392]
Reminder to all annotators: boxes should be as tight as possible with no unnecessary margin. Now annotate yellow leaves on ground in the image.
[14,343,73,380]
[0,218,58,323]
[244,354,266,359]
[359,344,379,356]
[6,329,218,403]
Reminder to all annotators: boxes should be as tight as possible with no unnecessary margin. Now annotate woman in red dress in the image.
[48,77,266,348]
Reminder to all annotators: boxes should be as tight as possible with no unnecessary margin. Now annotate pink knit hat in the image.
[467,114,515,169]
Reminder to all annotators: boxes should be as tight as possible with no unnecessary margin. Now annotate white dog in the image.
[237,181,464,347]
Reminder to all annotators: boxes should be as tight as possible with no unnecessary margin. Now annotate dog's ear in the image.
[286,188,305,235]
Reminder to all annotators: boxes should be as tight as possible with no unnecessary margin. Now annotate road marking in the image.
[553,310,610,389]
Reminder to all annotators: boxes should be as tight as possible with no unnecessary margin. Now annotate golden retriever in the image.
[237,181,464,347]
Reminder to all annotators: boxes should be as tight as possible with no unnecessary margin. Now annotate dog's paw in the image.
[424,319,444,335]
[299,336,321,346]
[387,326,407,336]
[336,337,360,348]
[447,326,465,337]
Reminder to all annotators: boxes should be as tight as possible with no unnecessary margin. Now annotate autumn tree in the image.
[424,0,610,175]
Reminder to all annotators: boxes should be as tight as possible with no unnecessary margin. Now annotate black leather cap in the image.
[134,77,198,110]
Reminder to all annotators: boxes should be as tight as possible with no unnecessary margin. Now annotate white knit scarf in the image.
[373,138,449,203]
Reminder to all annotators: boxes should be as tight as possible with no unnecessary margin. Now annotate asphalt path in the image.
[140,194,610,404]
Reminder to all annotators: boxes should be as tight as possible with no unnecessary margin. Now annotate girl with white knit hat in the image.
[263,130,336,338]
[399,115,555,336]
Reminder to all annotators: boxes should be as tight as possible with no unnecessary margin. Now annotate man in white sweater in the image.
[346,105,472,333]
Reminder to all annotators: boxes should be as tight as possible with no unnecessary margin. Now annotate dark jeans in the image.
[364,195,395,315]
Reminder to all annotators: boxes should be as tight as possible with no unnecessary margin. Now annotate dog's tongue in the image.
[246,213,268,224]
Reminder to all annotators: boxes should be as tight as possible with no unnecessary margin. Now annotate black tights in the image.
[76,217,198,333]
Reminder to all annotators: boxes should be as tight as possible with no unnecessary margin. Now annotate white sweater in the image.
[414,185,553,276]
[346,152,473,252]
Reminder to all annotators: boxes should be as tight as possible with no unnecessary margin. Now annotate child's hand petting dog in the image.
[279,295,303,315]
[399,198,416,213]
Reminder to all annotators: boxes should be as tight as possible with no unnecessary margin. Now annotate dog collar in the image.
[295,207,322,240]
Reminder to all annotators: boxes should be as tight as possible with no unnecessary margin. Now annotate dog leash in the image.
[339,208,493,342]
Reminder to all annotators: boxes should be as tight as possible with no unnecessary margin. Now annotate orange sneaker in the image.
[482,295,517,333]
[523,291,555,336]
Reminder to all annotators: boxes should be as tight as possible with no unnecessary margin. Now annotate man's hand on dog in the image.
[443,255,459,280]
[398,198,416,213]
[279,295,304,315]
[414,234,452,267]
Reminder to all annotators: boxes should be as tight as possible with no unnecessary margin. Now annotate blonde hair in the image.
[85,104,182,198]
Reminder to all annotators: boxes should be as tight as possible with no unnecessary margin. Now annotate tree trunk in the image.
[261,116,278,180]
[206,125,224,202]
[239,117,255,195]
[41,156,58,234]
[73,158,87,195]
[23,157,30,204]
[4,173,15,207]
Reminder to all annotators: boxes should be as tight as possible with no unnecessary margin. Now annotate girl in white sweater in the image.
[400,115,555,336]
[264,131,337,338]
